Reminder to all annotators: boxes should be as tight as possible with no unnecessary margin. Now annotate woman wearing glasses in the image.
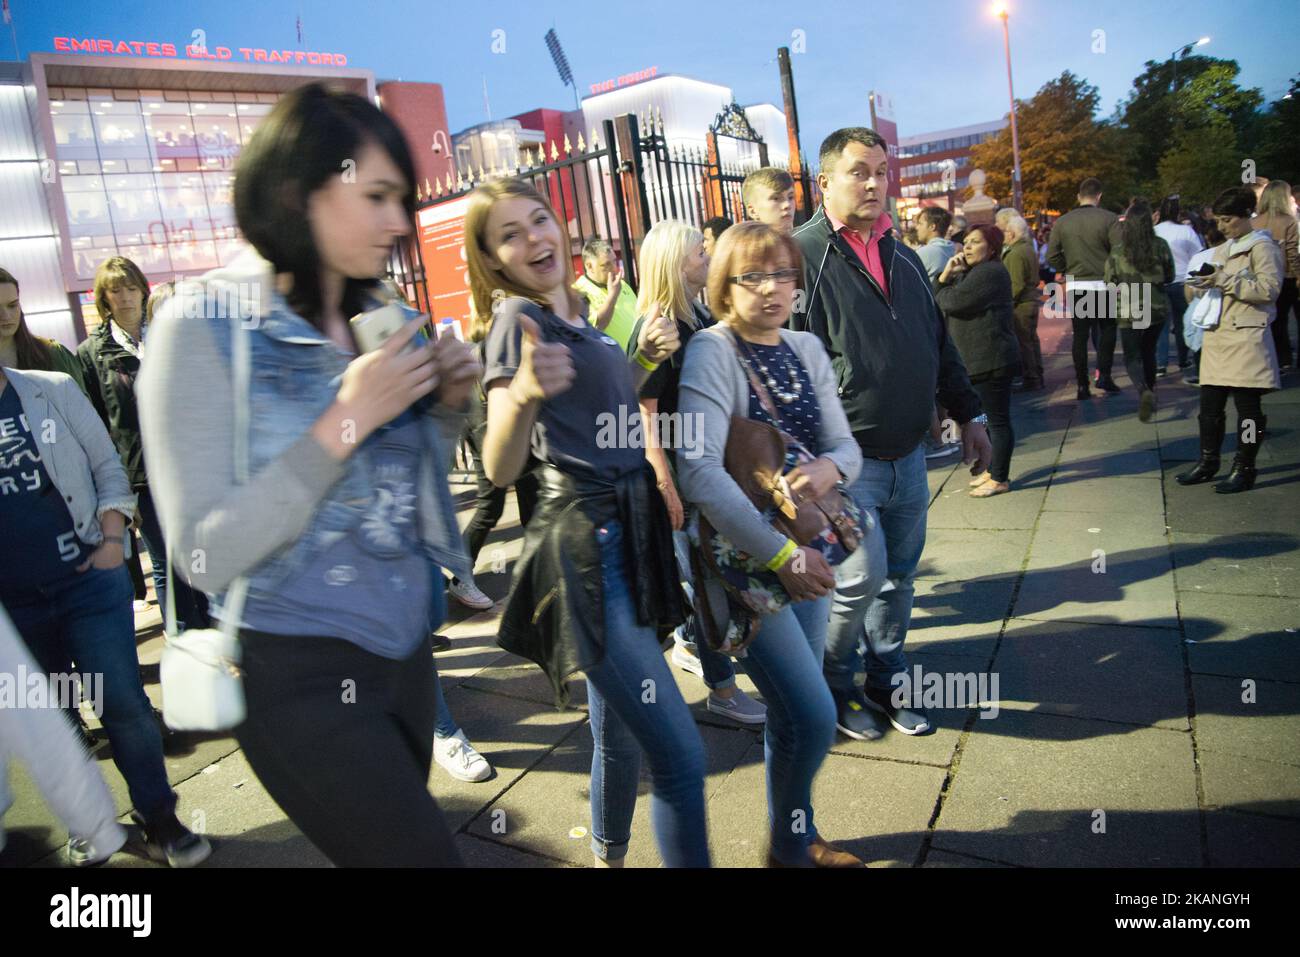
[677,222,864,867]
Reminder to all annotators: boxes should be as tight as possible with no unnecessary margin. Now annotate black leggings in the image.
[459,422,538,575]
[235,630,463,867]
[973,373,1016,483]
[1119,320,1165,392]
[1200,385,1265,449]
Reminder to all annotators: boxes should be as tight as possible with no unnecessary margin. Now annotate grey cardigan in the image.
[2,368,136,551]
[676,324,862,567]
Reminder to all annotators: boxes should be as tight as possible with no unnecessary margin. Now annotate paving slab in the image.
[914,529,1032,582]
[908,578,1016,659]
[1042,475,1166,516]
[1205,808,1300,867]
[1017,513,1178,629]
[703,739,949,867]
[1190,674,1300,767]
[932,710,1200,867]
[1199,749,1300,820]
[1164,476,1300,537]
[922,848,1012,867]
[1170,531,1300,600]
[1180,592,1300,684]
[926,481,1047,531]
[989,619,1188,730]
[463,720,759,867]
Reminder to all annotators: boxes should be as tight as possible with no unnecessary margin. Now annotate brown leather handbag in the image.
[724,333,864,554]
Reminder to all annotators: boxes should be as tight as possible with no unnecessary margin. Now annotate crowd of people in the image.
[2,82,1293,868]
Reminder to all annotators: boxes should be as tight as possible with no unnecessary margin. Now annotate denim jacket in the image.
[2,368,137,552]
[136,248,469,617]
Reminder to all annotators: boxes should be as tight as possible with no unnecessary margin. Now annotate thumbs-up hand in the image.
[510,313,576,403]
[637,303,680,364]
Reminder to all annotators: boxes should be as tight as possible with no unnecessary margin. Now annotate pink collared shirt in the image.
[827,209,893,300]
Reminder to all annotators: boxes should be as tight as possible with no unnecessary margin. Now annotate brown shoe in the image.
[808,835,865,868]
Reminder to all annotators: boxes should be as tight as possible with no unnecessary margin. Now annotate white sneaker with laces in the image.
[448,578,494,611]
[434,729,492,782]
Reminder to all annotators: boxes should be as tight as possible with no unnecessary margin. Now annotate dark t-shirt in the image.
[0,385,87,597]
[483,297,645,482]
[628,302,715,419]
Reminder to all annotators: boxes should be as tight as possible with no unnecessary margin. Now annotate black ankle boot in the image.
[1177,414,1226,485]
[1214,457,1257,493]
[1214,415,1264,494]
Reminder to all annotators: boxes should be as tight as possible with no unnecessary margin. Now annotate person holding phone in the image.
[472,177,709,868]
[138,84,482,865]
[1177,186,1282,494]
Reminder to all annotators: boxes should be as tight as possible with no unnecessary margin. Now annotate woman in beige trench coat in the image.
[1178,186,1283,494]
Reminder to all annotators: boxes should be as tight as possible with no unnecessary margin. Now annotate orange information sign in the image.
[417,196,472,338]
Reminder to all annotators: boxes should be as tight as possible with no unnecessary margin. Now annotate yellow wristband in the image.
[765,538,798,572]
[633,352,660,372]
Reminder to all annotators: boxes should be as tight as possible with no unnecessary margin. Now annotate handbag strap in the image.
[727,330,817,462]
[163,314,250,640]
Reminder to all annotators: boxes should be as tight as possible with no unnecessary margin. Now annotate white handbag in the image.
[159,316,252,732]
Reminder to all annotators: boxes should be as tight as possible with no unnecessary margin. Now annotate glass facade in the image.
[49,86,280,281]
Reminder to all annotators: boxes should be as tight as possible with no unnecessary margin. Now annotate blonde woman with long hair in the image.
[630,221,766,725]
[1252,179,1300,368]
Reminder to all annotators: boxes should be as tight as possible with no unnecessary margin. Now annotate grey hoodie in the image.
[916,237,959,284]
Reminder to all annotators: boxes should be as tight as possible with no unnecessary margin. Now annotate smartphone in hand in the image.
[349,302,430,353]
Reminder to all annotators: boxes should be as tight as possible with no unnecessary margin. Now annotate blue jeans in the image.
[747,594,836,865]
[7,564,175,820]
[670,530,736,690]
[823,444,927,693]
[587,521,709,866]
[1159,283,1189,369]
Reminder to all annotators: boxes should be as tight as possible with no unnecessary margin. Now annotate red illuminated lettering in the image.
[253,49,267,62]
[307,51,320,64]
[335,54,347,66]
[239,47,252,60]
[162,43,177,56]
[97,40,113,53]
[217,47,231,59]
[54,37,70,51]
[129,41,144,54]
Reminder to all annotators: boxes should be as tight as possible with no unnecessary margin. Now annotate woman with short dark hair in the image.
[138,83,485,865]
[1177,187,1283,494]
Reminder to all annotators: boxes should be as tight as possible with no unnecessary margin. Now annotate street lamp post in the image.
[1170,36,1211,92]
[993,5,1023,212]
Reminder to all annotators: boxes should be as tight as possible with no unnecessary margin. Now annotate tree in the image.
[1157,118,1241,209]
[1119,56,1263,192]
[1255,76,1300,185]
[968,71,1132,217]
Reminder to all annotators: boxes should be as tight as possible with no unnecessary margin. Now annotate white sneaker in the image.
[448,578,494,611]
[670,643,705,679]
[434,729,492,782]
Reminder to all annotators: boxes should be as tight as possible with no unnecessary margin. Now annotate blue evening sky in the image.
[9,0,1297,157]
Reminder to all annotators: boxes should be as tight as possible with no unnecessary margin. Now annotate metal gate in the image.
[404,106,769,292]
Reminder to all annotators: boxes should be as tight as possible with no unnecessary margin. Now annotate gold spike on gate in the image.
[576,131,586,153]
[445,172,454,192]
[590,129,601,150]
[415,184,423,202]
[549,140,560,162]
[562,133,572,154]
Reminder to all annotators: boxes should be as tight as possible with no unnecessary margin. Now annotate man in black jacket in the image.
[791,128,991,741]
[1046,178,1121,398]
